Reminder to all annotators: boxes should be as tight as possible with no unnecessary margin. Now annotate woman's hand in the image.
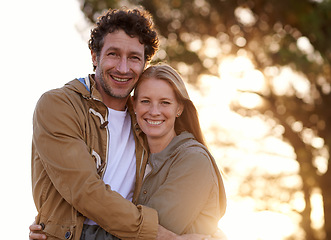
[29,223,47,240]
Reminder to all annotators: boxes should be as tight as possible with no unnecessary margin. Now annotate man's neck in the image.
[102,95,129,111]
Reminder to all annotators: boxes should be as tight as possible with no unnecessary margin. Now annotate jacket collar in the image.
[149,131,194,170]
[65,74,103,101]
[66,74,149,150]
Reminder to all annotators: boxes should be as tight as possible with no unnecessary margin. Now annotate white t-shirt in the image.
[85,107,136,225]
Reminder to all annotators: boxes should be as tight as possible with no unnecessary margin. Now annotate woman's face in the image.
[134,77,183,148]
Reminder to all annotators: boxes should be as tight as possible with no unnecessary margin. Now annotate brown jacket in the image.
[31,75,158,240]
[137,132,226,235]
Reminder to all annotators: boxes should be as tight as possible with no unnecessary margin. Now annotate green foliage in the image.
[78,0,331,238]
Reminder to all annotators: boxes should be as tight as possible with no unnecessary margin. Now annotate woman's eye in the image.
[141,100,149,103]
[162,101,171,105]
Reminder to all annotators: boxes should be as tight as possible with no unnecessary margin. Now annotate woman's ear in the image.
[177,103,184,117]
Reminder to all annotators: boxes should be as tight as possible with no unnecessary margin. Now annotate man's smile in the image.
[111,75,131,82]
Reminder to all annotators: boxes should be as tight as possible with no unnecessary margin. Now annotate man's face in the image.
[92,29,146,102]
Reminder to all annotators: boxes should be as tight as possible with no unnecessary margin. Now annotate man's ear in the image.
[91,50,98,68]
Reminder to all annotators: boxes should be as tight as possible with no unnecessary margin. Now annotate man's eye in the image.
[131,56,141,61]
[107,52,116,56]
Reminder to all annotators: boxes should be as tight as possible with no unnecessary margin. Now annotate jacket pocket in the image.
[38,218,76,240]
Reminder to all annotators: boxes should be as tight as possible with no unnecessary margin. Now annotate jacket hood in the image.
[149,131,227,218]
[64,74,103,102]
[149,132,195,166]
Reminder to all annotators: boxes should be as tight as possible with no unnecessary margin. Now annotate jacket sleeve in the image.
[144,149,221,235]
[33,90,158,239]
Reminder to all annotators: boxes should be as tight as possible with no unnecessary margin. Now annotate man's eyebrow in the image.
[104,46,118,52]
[128,49,144,58]
[105,46,144,57]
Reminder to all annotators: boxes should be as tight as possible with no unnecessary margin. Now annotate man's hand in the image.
[156,225,227,240]
[29,222,46,240]
[212,228,228,240]
[178,233,227,240]
[156,225,178,240]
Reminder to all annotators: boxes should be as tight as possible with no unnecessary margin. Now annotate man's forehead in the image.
[104,30,144,52]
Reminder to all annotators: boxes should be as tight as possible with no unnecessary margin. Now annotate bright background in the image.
[0,0,307,239]
[0,0,91,238]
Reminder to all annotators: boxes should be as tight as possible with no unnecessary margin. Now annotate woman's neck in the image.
[147,132,176,154]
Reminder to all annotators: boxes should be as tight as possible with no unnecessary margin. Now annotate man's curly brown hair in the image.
[88,8,159,71]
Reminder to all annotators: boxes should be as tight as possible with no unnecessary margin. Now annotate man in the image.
[32,8,158,240]
[30,7,224,240]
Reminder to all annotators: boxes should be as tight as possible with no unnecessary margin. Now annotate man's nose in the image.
[116,57,129,73]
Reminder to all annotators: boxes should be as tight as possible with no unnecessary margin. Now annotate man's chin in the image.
[110,87,135,99]
[106,91,132,99]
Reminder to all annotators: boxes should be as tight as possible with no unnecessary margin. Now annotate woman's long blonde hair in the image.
[133,64,207,146]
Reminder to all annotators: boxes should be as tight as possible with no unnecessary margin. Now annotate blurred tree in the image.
[78,0,331,239]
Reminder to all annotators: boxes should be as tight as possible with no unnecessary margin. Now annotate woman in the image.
[133,64,226,235]
[30,64,226,239]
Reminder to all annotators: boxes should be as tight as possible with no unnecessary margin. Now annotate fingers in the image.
[29,224,42,231]
[29,232,46,240]
[202,236,212,240]
[29,224,46,240]
[212,228,228,240]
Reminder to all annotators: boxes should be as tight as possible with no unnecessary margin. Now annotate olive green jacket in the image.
[137,132,226,235]
[31,75,158,240]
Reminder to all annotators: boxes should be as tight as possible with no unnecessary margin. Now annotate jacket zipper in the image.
[139,149,145,176]
[141,153,154,185]
[101,107,109,179]
[83,75,110,178]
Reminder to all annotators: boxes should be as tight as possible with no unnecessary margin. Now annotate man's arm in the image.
[29,223,227,240]
[32,90,158,239]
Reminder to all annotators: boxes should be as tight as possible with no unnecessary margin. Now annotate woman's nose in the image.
[149,104,160,115]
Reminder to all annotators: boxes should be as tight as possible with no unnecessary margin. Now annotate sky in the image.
[0,0,303,239]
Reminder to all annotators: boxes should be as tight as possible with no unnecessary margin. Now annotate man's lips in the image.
[111,75,131,82]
